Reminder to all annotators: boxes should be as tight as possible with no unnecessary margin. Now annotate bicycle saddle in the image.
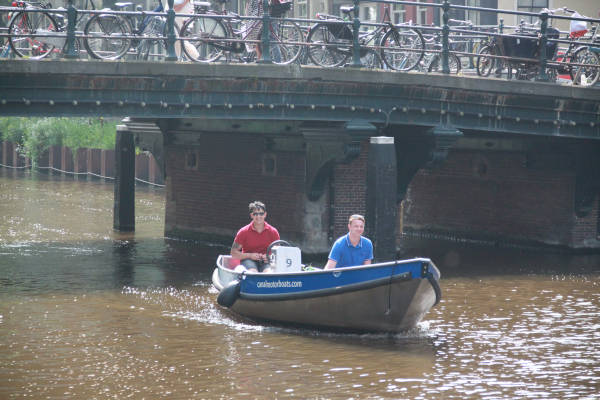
[193,1,211,9]
[114,2,134,7]
[340,5,354,14]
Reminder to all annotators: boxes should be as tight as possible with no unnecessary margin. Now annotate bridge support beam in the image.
[367,137,398,262]
[113,125,135,232]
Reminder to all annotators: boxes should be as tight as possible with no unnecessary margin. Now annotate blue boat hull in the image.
[212,257,441,333]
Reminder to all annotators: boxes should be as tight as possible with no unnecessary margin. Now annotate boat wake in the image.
[122,285,266,332]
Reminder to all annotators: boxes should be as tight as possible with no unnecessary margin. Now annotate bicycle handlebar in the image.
[542,6,576,15]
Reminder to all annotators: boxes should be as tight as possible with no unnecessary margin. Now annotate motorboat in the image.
[211,241,441,333]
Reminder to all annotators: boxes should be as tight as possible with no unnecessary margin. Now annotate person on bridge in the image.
[231,201,280,273]
[243,0,267,59]
[324,214,373,269]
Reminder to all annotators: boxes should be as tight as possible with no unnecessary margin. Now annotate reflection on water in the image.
[1,168,600,399]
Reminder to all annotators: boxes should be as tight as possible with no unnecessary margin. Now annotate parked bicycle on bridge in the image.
[178,0,302,64]
[475,18,560,81]
[547,7,600,87]
[305,4,424,71]
[419,25,461,74]
[83,1,170,60]
[6,0,96,58]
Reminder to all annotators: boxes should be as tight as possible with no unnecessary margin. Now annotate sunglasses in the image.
[252,212,265,216]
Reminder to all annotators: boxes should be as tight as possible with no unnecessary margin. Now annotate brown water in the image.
[1,168,599,399]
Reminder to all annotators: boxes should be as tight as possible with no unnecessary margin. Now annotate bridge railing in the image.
[1,0,598,85]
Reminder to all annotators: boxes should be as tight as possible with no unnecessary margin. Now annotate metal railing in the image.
[1,0,599,85]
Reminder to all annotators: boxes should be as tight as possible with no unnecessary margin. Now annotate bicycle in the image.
[179,0,303,65]
[474,22,557,80]
[7,0,91,58]
[305,5,424,71]
[83,0,167,60]
[419,27,461,74]
[547,7,599,86]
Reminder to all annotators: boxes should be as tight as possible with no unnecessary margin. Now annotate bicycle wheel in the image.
[8,11,58,59]
[476,45,495,77]
[427,53,461,74]
[84,14,132,60]
[180,15,228,63]
[306,23,348,68]
[361,49,383,69]
[570,47,600,87]
[380,27,424,71]
[268,20,303,65]
[135,16,166,61]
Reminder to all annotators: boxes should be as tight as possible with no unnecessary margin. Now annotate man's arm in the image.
[230,241,245,259]
[363,237,373,265]
[324,259,337,270]
[231,241,264,262]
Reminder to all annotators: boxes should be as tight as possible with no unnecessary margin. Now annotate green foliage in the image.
[0,117,117,162]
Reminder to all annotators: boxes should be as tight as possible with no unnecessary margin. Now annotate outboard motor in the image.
[269,246,302,273]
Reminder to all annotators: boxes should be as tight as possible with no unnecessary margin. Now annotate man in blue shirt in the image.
[324,214,373,269]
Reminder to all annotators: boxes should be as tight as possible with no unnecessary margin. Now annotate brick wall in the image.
[1,141,162,185]
[165,132,308,243]
[571,200,600,248]
[332,140,369,239]
[402,148,598,248]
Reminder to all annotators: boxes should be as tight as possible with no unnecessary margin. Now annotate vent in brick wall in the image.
[262,154,276,176]
[185,150,198,171]
[472,155,489,179]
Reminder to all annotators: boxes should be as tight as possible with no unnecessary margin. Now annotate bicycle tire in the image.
[8,10,58,59]
[306,22,348,68]
[570,47,600,87]
[135,16,166,61]
[476,45,495,77]
[427,53,461,74]
[267,20,303,65]
[180,15,228,63]
[380,27,424,71]
[84,14,132,60]
[361,49,383,69]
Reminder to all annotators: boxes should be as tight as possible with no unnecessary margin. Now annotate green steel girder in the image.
[1,59,600,139]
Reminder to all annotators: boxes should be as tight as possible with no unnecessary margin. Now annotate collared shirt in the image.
[328,233,373,268]
[234,221,280,254]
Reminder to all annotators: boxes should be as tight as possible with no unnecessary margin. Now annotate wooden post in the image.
[367,136,397,262]
[113,125,135,232]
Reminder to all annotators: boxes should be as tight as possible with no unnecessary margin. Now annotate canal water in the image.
[1,167,599,399]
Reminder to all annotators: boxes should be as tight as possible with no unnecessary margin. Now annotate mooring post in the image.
[367,136,397,262]
[113,125,135,232]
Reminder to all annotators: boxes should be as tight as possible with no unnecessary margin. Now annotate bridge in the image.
[3,58,599,255]
[2,0,600,253]
[1,59,598,138]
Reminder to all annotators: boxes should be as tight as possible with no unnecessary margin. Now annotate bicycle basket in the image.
[270,0,292,17]
[501,34,538,59]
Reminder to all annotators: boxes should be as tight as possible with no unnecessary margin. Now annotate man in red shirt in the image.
[231,201,280,272]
